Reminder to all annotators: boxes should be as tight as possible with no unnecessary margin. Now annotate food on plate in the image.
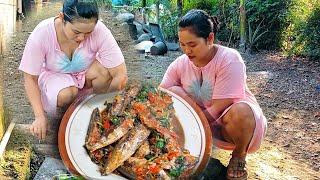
[84,83,198,179]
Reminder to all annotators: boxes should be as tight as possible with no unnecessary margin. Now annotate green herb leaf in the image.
[156,137,166,149]
[110,116,120,125]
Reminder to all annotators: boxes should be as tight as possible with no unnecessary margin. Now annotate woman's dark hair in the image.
[63,0,99,23]
[179,9,220,39]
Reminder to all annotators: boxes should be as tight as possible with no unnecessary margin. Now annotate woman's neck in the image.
[54,18,72,44]
[194,45,218,67]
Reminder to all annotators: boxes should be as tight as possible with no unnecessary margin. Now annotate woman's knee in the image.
[85,61,112,92]
[57,86,78,107]
[222,103,255,128]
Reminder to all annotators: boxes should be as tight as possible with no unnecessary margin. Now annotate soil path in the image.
[2,1,319,179]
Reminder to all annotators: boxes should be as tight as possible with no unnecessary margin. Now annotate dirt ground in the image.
[1,1,319,179]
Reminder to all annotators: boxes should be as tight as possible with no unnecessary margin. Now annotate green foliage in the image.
[247,20,268,51]
[183,0,215,13]
[95,0,112,8]
[281,0,320,59]
[210,1,239,47]
[301,7,320,60]
[246,0,288,50]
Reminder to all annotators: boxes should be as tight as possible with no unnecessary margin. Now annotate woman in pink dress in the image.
[160,9,267,180]
[19,0,127,140]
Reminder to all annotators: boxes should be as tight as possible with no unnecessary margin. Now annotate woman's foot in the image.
[226,156,248,180]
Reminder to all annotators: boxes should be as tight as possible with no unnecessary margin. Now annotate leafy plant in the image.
[247,20,268,51]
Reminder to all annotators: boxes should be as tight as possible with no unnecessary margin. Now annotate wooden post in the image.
[0,30,4,140]
[17,0,23,14]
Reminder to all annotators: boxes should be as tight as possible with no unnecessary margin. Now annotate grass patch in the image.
[0,128,32,179]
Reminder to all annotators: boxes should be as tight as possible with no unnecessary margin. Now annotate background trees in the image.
[108,0,320,60]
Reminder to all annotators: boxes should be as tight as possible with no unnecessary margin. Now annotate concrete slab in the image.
[33,157,68,180]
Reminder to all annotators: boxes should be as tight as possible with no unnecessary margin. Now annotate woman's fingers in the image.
[30,124,46,140]
[41,127,47,140]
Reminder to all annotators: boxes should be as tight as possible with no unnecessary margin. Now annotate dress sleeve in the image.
[18,27,46,75]
[212,53,246,99]
[94,21,125,68]
[160,58,181,89]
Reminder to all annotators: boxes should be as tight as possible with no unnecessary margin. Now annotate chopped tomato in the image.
[133,102,146,112]
[123,119,134,128]
[163,95,172,103]
[103,120,110,129]
[149,164,161,174]
[148,92,157,103]
[167,151,179,160]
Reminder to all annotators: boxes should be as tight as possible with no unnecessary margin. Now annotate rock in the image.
[282,115,292,119]
[33,157,68,180]
[133,21,143,35]
[134,41,154,53]
[116,13,134,23]
[283,143,290,148]
[138,33,151,43]
[166,42,180,51]
[150,41,167,55]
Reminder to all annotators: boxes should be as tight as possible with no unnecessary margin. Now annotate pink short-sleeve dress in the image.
[160,45,267,153]
[19,17,125,116]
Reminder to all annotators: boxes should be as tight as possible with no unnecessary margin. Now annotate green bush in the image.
[298,6,320,60]
[281,0,320,59]
[246,0,288,50]
[183,0,216,13]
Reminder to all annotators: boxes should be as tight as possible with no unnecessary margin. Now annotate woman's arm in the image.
[106,62,128,92]
[23,72,47,140]
[204,98,234,120]
[167,86,234,121]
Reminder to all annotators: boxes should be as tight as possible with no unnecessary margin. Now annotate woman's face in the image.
[178,28,213,66]
[62,18,96,43]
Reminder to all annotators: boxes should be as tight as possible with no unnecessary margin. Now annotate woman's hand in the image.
[30,115,48,140]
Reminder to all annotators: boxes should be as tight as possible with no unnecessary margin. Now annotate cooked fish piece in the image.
[85,108,103,148]
[87,118,135,152]
[134,140,150,158]
[133,102,178,139]
[103,124,151,175]
[111,84,141,116]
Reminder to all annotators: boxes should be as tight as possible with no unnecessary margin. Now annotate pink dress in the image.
[19,17,124,116]
[160,45,267,153]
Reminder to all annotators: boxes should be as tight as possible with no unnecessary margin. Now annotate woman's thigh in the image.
[211,101,267,153]
[38,71,76,116]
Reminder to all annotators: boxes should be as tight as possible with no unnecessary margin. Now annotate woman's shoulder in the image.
[216,45,244,64]
[217,45,241,57]
[33,17,55,32]
[91,20,112,36]
[28,17,54,43]
[171,54,189,65]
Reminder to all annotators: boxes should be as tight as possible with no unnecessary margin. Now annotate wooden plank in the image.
[0,122,15,158]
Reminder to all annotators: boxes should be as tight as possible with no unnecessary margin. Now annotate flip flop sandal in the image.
[226,157,248,180]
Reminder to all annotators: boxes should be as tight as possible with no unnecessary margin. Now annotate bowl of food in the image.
[58,83,212,179]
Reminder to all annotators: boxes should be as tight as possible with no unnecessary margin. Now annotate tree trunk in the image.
[156,0,160,24]
[142,0,147,23]
[177,0,183,17]
[239,0,246,52]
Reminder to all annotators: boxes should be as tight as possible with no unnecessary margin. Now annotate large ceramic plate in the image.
[58,88,212,179]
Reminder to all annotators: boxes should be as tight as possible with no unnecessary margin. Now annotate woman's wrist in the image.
[34,112,46,120]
